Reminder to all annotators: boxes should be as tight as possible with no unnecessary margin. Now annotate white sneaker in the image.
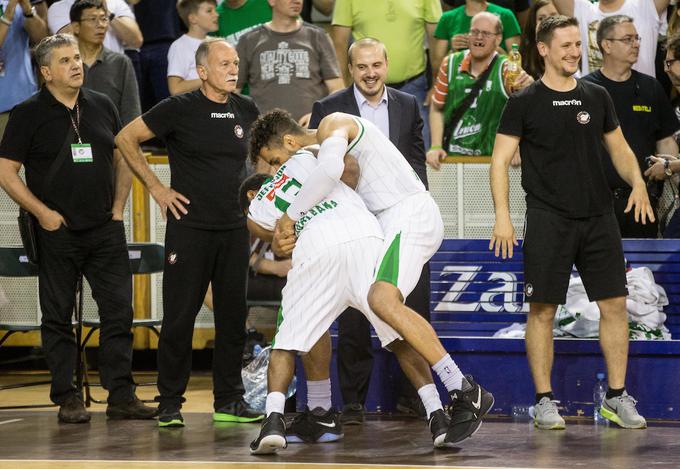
[600,391,647,429]
[533,397,566,430]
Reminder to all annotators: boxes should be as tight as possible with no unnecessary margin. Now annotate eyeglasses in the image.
[80,16,110,25]
[468,29,499,39]
[605,35,641,45]
[665,58,679,68]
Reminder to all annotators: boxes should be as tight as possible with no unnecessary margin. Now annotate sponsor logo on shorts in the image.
[234,125,244,138]
[576,111,590,125]
[168,252,178,265]
[525,283,534,297]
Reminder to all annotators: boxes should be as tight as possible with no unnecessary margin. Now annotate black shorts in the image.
[522,208,628,305]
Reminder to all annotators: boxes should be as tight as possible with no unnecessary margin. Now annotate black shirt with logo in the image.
[0,87,121,230]
[142,89,259,230]
[582,70,679,191]
[497,79,618,218]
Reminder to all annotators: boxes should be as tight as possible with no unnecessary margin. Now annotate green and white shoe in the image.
[600,392,647,429]
[158,407,184,428]
[213,399,264,423]
[533,397,566,430]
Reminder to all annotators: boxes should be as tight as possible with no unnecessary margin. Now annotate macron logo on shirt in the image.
[552,99,582,106]
[210,112,235,119]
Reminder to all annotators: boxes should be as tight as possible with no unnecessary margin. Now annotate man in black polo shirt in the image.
[116,37,263,428]
[0,34,155,423]
[490,16,653,430]
[583,15,679,238]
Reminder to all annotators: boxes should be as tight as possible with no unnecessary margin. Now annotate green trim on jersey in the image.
[347,117,365,153]
[376,232,401,286]
[270,305,284,348]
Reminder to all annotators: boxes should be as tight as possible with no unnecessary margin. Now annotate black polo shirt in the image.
[142,89,260,230]
[0,86,122,230]
[582,70,679,190]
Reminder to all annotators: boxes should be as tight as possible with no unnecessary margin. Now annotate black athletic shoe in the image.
[250,412,287,455]
[158,406,184,428]
[107,396,157,420]
[428,409,451,448]
[340,402,364,425]
[445,375,494,444]
[286,407,344,443]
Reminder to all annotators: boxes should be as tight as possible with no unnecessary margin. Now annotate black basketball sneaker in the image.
[249,412,287,455]
[286,407,344,443]
[445,375,494,444]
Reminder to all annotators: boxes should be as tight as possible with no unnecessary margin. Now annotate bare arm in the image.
[167,76,202,96]
[324,77,345,95]
[252,256,291,277]
[430,39,449,83]
[331,25,351,86]
[111,149,132,220]
[489,133,521,259]
[115,118,190,220]
[504,35,520,52]
[425,22,438,79]
[655,0,670,16]
[644,136,680,180]
[604,127,654,224]
[427,104,446,170]
[552,0,574,17]
[312,0,334,16]
[109,15,143,49]
[0,158,65,230]
[0,0,19,48]
[19,0,48,44]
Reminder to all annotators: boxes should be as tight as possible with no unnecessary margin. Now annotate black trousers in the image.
[337,263,431,405]
[37,219,135,405]
[157,223,249,411]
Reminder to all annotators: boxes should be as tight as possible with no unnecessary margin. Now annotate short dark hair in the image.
[596,15,634,53]
[536,15,579,45]
[249,109,305,166]
[69,0,106,23]
[176,0,217,27]
[666,34,680,61]
[238,173,272,214]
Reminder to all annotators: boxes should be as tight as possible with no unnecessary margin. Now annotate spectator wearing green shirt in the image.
[214,0,271,46]
[431,0,521,75]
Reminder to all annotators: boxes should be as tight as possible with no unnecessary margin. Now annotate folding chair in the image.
[80,242,164,405]
[0,246,54,409]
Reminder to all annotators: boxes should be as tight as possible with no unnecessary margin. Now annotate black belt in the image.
[388,71,425,89]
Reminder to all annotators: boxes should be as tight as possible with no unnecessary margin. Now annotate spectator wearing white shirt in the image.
[552,0,670,77]
[48,0,143,53]
[167,0,218,96]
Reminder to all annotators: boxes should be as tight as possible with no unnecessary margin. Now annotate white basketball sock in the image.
[307,378,332,411]
[265,392,286,417]
[432,354,464,392]
[417,384,443,419]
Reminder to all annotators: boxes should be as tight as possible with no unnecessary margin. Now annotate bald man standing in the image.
[116,37,263,428]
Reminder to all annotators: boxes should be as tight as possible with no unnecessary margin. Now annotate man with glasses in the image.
[70,0,140,126]
[583,15,679,238]
[552,0,670,77]
[428,12,531,162]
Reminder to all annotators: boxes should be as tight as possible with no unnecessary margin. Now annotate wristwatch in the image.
[23,6,36,18]
[664,159,673,177]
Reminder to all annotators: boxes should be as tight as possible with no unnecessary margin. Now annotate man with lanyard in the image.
[116,37,263,428]
[0,34,155,423]
[490,15,652,430]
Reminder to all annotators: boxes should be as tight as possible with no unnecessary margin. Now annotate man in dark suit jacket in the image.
[309,38,431,424]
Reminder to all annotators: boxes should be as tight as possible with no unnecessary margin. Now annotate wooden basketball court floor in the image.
[1,373,680,469]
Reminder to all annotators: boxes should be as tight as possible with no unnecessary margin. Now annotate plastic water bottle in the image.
[505,44,522,92]
[253,344,263,357]
[593,372,607,424]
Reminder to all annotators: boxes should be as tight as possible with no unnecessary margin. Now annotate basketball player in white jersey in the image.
[250,109,494,445]
[244,147,450,454]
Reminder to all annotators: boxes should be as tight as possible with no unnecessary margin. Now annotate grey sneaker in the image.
[600,392,647,429]
[533,397,565,430]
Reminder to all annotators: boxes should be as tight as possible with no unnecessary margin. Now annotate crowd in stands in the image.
[2,0,680,425]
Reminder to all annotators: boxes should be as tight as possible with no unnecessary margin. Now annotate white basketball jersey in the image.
[248,150,382,261]
[347,116,426,213]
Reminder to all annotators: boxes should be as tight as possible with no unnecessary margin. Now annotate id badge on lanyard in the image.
[68,102,93,163]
